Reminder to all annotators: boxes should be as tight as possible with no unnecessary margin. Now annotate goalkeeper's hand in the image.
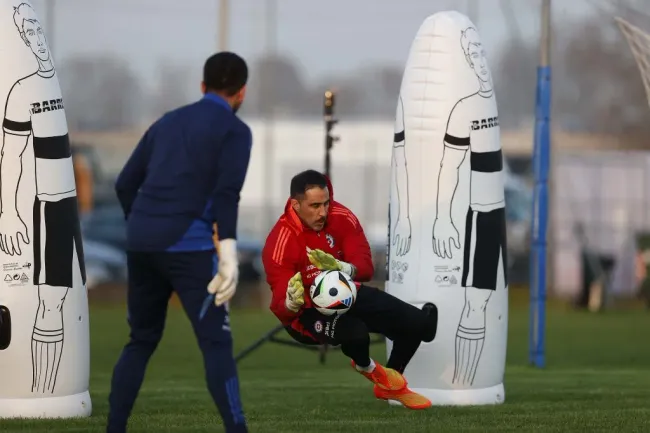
[207,239,239,307]
[285,272,305,313]
[307,248,356,278]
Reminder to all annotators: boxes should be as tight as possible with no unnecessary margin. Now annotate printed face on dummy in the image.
[23,19,50,62]
[467,42,491,87]
[292,186,330,232]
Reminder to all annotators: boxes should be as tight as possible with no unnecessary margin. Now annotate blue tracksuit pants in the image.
[106,250,247,433]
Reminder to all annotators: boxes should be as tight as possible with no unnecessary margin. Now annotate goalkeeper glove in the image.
[207,238,239,307]
[285,272,305,313]
[307,247,356,278]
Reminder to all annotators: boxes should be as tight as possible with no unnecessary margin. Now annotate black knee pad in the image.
[421,303,438,342]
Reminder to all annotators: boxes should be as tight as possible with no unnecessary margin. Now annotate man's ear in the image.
[290,198,299,212]
[233,86,246,107]
[200,81,207,94]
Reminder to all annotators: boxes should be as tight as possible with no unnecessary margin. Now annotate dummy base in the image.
[0,390,92,418]
[387,383,505,407]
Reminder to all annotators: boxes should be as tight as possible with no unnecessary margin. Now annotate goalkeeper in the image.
[107,52,251,433]
[262,170,438,409]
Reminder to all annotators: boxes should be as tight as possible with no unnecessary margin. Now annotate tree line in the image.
[58,4,650,144]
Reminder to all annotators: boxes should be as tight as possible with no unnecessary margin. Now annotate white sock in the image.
[355,358,376,373]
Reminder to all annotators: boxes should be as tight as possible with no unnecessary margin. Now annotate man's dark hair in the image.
[203,52,248,96]
[290,170,328,198]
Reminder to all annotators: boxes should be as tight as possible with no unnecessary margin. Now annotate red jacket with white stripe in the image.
[261,177,374,339]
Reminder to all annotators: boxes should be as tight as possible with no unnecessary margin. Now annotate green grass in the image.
[1,292,650,432]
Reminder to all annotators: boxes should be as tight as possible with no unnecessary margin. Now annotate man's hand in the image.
[307,247,356,278]
[432,217,461,259]
[285,272,305,313]
[307,248,339,271]
[207,239,239,306]
[0,211,30,256]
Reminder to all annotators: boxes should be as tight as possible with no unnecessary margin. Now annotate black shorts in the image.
[33,196,86,287]
[285,285,437,346]
[461,207,507,290]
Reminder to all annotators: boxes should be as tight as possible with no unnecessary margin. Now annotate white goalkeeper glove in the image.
[207,238,239,307]
[285,272,305,313]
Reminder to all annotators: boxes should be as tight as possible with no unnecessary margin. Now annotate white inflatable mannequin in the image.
[386,11,508,406]
[0,0,91,418]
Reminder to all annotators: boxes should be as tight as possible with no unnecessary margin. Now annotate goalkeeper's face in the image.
[292,186,330,231]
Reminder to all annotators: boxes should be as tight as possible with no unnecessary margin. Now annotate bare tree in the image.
[591,0,650,23]
[493,7,650,141]
[312,64,404,119]
[553,15,650,138]
[242,54,312,117]
[58,54,143,131]
[493,38,537,129]
[149,60,192,118]
[241,54,405,119]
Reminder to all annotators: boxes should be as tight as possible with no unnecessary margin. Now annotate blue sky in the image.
[28,0,602,91]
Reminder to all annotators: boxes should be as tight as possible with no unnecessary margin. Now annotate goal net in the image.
[616,17,650,107]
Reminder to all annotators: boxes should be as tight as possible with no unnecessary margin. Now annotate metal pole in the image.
[529,0,551,369]
[323,90,338,179]
[263,0,277,233]
[218,0,229,51]
[540,0,551,67]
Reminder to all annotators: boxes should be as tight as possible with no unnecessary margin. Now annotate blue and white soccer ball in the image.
[310,270,358,316]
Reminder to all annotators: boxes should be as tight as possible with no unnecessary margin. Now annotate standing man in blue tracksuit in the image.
[106,52,252,433]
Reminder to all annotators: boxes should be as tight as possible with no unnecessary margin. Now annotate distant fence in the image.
[552,149,650,300]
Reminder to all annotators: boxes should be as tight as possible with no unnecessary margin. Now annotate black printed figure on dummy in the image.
[0,3,86,394]
[431,27,507,386]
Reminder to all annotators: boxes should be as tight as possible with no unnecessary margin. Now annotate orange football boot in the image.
[351,360,407,391]
[373,384,432,410]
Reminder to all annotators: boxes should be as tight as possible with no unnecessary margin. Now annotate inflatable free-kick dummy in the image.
[0,0,91,418]
[386,11,508,406]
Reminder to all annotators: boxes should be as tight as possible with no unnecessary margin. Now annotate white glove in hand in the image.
[337,261,356,279]
[207,238,239,307]
[285,272,305,313]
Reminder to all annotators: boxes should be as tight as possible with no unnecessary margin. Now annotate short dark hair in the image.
[290,170,327,198]
[203,52,248,96]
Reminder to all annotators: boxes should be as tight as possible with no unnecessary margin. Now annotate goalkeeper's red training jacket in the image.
[261,176,374,340]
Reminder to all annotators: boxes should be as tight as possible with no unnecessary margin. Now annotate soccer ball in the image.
[310,270,358,316]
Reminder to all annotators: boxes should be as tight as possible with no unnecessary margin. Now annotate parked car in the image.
[81,204,265,283]
[82,204,128,252]
[82,238,127,290]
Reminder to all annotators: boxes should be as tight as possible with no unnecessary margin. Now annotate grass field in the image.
[1,290,650,432]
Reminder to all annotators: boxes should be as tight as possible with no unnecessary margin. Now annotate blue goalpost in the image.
[529,0,551,369]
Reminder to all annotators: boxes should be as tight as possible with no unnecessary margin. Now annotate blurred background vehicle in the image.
[74,158,266,291]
